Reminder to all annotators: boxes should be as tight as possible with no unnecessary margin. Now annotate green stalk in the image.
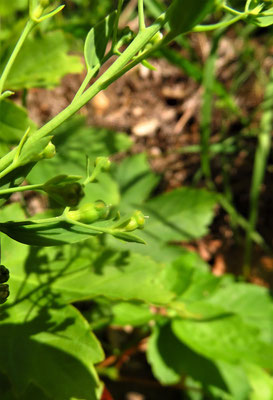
[193,15,243,32]
[0,12,168,176]
[0,183,43,196]
[200,29,223,181]
[244,69,273,277]
[138,0,146,31]
[0,19,35,94]
[112,0,124,49]
[218,194,265,247]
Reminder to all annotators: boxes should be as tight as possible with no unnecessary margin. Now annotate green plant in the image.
[0,1,272,399]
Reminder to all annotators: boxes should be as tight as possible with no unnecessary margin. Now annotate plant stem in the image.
[112,0,124,49]
[193,15,243,32]
[200,30,222,181]
[243,69,273,277]
[138,0,146,31]
[245,0,252,12]
[218,194,265,247]
[72,52,113,103]
[0,12,167,177]
[0,183,43,196]
[222,5,243,16]
[0,19,35,94]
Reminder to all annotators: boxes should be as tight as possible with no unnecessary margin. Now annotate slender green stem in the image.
[0,162,18,181]
[243,69,273,277]
[112,0,124,49]
[138,0,146,31]
[245,0,252,12]
[0,19,35,94]
[72,67,99,103]
[72,52,113,103]
[200,30,222,181]
[193,15,244,32]
[0,12,167,176]
[222,5,243,16]
[217,194,265,248]
[0,183,43,196]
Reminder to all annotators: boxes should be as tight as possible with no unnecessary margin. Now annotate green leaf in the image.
[0,100,36,146]
[0,216,145,246]
[108,187,217,261]
[2,224,175,305]
[111,301,153,326]
[0,303,103,399]
[148,322,232,392]
[249,7,273,27]
[172,307,273,369]
[207,282,273,344]
[0,208,104,399]
[113,153,160,210]
[244,363,273,400]
[84,11,117,71]
[2,31,83,90]
[166,0,216,36]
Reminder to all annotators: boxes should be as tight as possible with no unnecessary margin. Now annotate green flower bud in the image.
[0,265,9,284]
[0,284,9,304]
[149,32,163,44]
[95,157,111,172]
[38,141,56,159]
[44,182,84,207]
[123,211,146,232]
[68,200,110,224]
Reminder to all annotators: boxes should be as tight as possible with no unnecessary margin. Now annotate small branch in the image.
[0,19,35,94]
[138,0,146,31]
[193,15,243,32]
[0,183,43,197]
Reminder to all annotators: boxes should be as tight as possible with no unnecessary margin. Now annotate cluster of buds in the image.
[0,265,10,305]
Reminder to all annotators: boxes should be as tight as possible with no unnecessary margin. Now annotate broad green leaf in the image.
[2,221,175,305]
[0,303,103,400]
[244,364,273,400]
[113,153,160,210]
[0,216,145,246]
[207,282,273,344]
[142,187,217,241]
[172,308,273,369]
[84,11,117,71]
[214,360,251,400]
[147,322,231,392]
[0,208,104,399]
[166,0,216,36]
[0,100,36,144]
[108,187,217,261]
[111,301,153,326]
[2,31,83,90]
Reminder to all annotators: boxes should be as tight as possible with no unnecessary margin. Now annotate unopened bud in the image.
[0,284,9,304]
[123,211,145,232]
[67,200,110,224]
[95,157,111,172]
[39,141,56,159]
[0,265,9,284]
